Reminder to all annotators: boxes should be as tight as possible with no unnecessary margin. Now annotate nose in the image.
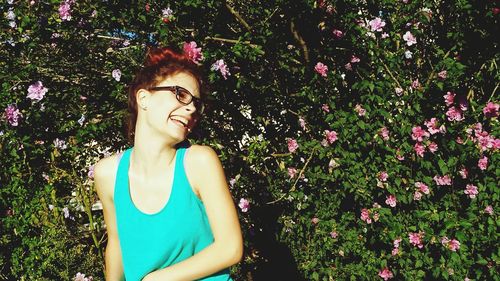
[183,100,197,113]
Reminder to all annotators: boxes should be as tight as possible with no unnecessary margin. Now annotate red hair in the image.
[126,46,207,144]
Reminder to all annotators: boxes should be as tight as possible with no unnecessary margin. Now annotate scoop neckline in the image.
[126,147,179,216]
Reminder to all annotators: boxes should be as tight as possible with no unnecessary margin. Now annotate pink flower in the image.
[355,104,366,116]
[58,0,72,21]
[229,178,236,188]
[378,268,394,280]
[477,133,496,151]
[4,104,22,126]
[458,95,468,111]
[411,79,420,89]
[391,247,399,256]
[411,126,430,142]
[433,175,452,186]
[324,130,338,144]
[298,117,306,130]
[345,63,352,71]
[446,106,464,122]
[484,205,494,215]
[379,127,390,141]
[427,141,438,153]
[379,171,388,182]
[315,62,328,77]
[385,195,397,207]
[403,31,417,46]
[112,69,121,82]
[350,55,360,63]
[332,29,344,39]
[183,41,204,64]
[424,118,441,135]
[238,198,250,212]
[464,184,478,199]
[396,149,405,161]
[437,70,447,79]
[27,81,48,101]
[360,208,372,224]
[287,167,298,179]
[414,191,422,201]
[287,138,299,153]
[408,231,425,248]
[448,239,460,251]
[369,17,386,32]
[330,231,338,238]
[311,217,320,224]
[478,156,488,170]
[415,182,430,194]
[381,32,389,38]
[483,102,499,118]
[459,167,468,179]
[74,272,93,281]
[395,87,403,96]
[441,237,460,251]
[162,7,174,18]
[88,165,95,179]
[393,238,402,248]
[322,104,330,112]
[444,91,456,106]
[211,59,230,79]
[414,142,425,157]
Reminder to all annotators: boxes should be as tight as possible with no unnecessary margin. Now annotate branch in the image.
[224,2,252,33]
[204,36,265,55]
[267,148,317,205]
[290,19,309,64]
[424,49,451,89]
[377,57,402,89]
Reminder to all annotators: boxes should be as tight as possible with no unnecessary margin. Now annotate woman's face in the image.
[137,71,201,143]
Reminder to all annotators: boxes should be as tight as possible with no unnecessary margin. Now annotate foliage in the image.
[0,0,498,280]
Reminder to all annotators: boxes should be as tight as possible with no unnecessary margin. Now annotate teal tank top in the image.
[114,146,233,281]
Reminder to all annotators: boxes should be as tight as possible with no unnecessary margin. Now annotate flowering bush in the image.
[0,0,498,280]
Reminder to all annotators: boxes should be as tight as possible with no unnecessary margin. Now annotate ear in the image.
[136,88,150,110]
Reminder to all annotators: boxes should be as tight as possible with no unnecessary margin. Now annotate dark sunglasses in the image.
[148,86,205,114]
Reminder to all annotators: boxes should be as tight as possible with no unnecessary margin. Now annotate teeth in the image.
[171,117,187,127]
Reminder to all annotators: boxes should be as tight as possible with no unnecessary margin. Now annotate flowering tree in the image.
[0,0,498,280]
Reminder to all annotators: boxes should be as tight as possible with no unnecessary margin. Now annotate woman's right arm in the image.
[94,157,125,281]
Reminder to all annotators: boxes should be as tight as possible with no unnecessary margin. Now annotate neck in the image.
[130,136,178,180]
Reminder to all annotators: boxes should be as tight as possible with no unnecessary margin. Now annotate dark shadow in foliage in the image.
[244,204,306,281]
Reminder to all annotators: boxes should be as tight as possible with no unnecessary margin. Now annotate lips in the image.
[169,115,193,130]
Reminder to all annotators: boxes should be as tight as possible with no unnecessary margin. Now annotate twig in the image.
[488,83,499,103]
[205,36,265,54]
[424,49,451,89]
[224,2,252,33]
[267,148,317,205]
[377,57,402,89]
[96,35,126,41]
[290,19,309,64]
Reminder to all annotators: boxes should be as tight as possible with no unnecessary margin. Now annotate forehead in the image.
[156,72,200,97]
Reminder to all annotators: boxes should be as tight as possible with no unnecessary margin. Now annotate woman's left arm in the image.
[143,145,243,281]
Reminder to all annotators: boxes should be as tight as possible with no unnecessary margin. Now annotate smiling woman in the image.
[93,46,243,281]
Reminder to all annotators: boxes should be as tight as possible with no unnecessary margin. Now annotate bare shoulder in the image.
[185,144,221,165]
[93,153,122,201]
[184,144,226,196]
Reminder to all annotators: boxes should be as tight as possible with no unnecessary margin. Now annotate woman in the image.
[93,46,243,281]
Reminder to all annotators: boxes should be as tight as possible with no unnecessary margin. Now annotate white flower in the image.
[112,69,121,81]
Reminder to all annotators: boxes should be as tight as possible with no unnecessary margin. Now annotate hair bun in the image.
[144,46,189,67]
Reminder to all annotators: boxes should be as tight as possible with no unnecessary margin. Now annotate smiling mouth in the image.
[169,117,188,128]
